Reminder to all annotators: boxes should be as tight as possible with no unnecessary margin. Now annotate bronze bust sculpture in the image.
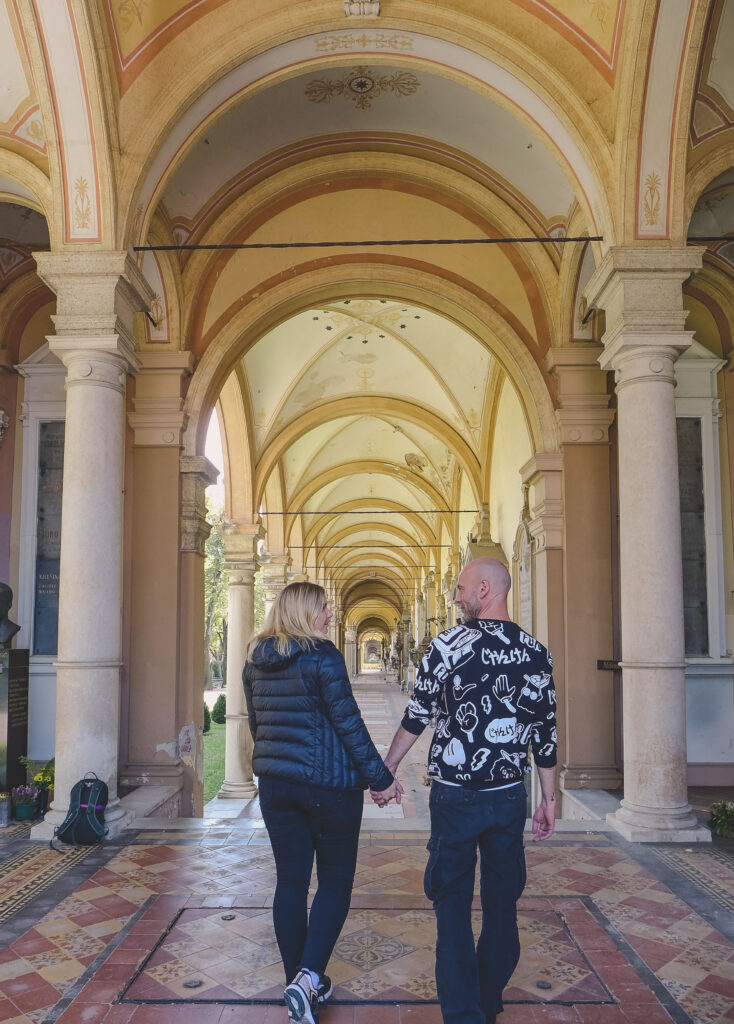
[0,583,21,649]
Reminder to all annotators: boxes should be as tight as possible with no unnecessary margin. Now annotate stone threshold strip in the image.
[39,894,689,1024]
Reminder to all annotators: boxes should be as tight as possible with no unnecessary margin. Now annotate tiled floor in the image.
[0,674,732,1024]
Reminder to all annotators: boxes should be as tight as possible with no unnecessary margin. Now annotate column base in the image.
[30,799,133,841]
[217,780,258,799]
[561,765,623,790]
[608,799,710,843]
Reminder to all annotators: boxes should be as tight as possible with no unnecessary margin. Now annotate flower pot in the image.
[14,803,37,821]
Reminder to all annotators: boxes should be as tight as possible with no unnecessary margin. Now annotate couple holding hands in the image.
[243,561,557,1024]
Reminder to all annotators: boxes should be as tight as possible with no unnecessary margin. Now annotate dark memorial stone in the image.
[34,421,64,656]
[0,649,29,791]
[677,418,708,657]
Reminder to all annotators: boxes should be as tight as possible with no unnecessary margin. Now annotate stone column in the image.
[179,454,218,816]
[547,346,621,792]
[121,352,193,799]
[30,252,153,839]
[218,525,263,799]
[425,570,437,638]
[261,554,290,620]
[345,626,357,679]
[402,611,412,688]
[520,452,565,814]
[584,247,706,841]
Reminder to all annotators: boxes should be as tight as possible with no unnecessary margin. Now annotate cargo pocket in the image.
[424,836,442,901]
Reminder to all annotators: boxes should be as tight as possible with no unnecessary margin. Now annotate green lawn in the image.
[202,720,226,804]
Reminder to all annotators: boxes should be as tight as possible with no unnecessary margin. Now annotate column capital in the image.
[34,250,154,359]
[583,246,703,373]
[520,452,564,550]
[179,455,218,555]
[260,553,291,602]
[128,352,194,447]
[546,346,615,445]
[224,522,264,578]
[50,340,137,392]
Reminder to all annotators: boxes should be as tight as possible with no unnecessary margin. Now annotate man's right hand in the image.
[370,779,404,807]
[531,798,555,841]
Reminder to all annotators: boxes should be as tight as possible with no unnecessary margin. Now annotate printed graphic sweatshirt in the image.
[401,619,557,789]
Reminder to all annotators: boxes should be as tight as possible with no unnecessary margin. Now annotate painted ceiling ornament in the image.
[405,452,427,472]
[643,171,662,227]
[305,65,419,110]
[344,1,380,14]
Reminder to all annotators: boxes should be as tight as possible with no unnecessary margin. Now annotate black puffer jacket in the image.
[243,637,393,792]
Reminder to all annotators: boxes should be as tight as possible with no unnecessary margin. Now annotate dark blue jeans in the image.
[425,782,527,1023]
[258,775,363,981]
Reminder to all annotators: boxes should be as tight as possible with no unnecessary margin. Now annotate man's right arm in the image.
[371,726,419,806]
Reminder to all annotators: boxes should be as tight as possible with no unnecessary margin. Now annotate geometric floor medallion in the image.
[121,898,614,1005]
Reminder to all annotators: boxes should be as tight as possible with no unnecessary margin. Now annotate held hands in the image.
[370,778,404,808]
[531,797,556,842]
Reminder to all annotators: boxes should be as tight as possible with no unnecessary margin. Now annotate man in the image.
[375,557,557,1024]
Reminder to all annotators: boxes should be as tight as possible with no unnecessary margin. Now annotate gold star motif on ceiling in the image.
[305,66,420,110]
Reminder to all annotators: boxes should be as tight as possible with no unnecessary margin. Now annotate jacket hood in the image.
[248,636,315,671]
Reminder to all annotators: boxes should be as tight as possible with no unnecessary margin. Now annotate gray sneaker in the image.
[284,969,319,1023]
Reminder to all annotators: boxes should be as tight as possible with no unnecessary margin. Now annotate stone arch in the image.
[121,27,614,248]
[183,264,561,473]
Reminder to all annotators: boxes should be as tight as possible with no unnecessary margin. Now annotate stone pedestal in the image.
[585,247,709,842]
[0,649,29,791]
[218,525,263,800]
[30,252,153,840]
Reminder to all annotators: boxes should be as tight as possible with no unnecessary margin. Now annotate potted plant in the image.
[18,757,54,815]
[11,784,39,820]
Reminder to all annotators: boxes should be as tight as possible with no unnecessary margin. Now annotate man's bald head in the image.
[455,557,511,620]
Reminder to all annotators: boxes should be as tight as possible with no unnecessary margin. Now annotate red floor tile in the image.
[0,999,19,1023]
[75,980,127,1004]
[618,1005,673,1023]
[354,1005,400,1023]
[57,1003,111,1024]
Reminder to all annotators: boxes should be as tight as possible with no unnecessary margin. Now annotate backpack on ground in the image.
[52,773,109,847]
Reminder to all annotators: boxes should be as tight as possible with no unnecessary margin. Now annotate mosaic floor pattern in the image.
[0,678,732,1023]
[119,899,612,1006]
[0,845,94,923]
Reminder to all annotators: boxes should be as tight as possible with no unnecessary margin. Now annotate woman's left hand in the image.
[370,779,404,807]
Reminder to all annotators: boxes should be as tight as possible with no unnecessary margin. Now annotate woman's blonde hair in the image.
[246,581,328,658]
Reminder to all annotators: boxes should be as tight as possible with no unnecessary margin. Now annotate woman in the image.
[243,581,401,1023]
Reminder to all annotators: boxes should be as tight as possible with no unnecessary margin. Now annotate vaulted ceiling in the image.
[2,0,734,637]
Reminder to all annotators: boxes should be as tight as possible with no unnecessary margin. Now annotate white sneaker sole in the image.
[284,982,318,1023]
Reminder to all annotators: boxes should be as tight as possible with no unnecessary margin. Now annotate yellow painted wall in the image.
[488,378,532,562]
[200,190,536,341]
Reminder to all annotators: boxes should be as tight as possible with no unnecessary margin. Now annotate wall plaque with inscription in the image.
[677,418,708,656]
[0,649,29,790]
[34,422,64,656]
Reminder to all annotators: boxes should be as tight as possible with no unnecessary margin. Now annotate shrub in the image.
[203,703,211,734]
[708,800,734,837]
[211,693,227,724]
